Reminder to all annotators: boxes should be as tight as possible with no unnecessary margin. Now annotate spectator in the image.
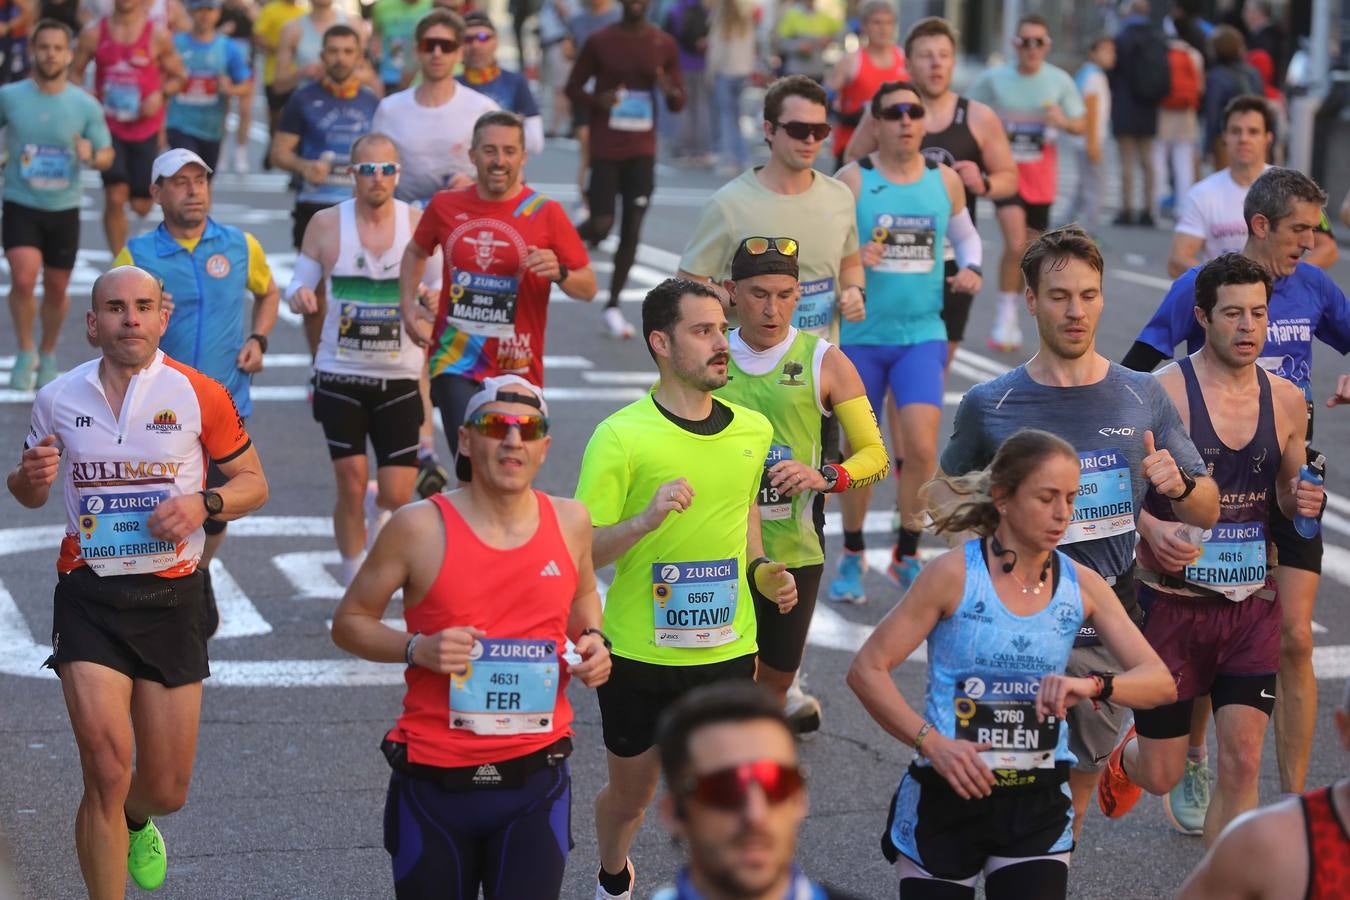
[1202,25,1263,165]
[1242,0,1287,89]
[664,0,713,164]
[707,0,756,175]
[1153,31,1204,219]
[1109,0,1169,226]
[1167,0,1211,57]
[773,0,838,84]
[1066,35,1113,232]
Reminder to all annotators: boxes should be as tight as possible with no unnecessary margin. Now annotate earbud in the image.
[1002,560,1015,574]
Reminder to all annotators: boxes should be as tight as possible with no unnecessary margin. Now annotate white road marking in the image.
[581,371,657,385]
[208,559,273,639]
[1111,269,1174,291]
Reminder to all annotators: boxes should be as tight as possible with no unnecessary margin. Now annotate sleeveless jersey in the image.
[1303,781,1350,899]
[921,96,985,231]
[833,45,906,156]
[1141,358,1280,601]
[717,327,831,568]
[841,157,949,347]
[387,491,578,768]
[295,10,348,83]
[94,18,163,142]
[315,199,423,380]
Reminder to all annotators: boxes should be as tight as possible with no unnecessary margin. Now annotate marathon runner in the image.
[967,13,1084,354]
[456,11,544,153]
[72,0,186,254]
[0,0,30,85]
[828,79,982,601]
[399,110,595,482]
[253,0,305,169]
[715,236,887,732]
[372,9,499,205]
[287,134,432,586]
[824,0,903,171]
[848,428,1173,900]
[576,278,797,900]
[331,375,612,898]
[272,0,371,96]
[113,148,279,578]
[1097,252,1326,846]
[677,74,865,341]
[1,19,113,391]
[165,0,253,172]
[564,0,684,340]
[370,0,430,95]
[651,682,866,900]
[937,224,1216,839]
[566,0,620,211]
[7,264,268,897]
[1177,681,1350,900]
[1121,167,1350,822]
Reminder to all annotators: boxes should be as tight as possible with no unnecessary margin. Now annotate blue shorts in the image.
[841,340,948,412]
[383,762,572,899]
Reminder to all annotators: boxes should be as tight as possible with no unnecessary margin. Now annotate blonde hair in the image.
[714,0,751,38]
[929,429,1078,537]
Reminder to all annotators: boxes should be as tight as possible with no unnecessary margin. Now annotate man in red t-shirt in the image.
[400,109,596,481]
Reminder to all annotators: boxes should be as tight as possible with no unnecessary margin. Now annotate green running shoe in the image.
[8,350,36,390]
[127,817,167,890]
[1163,758,1210,836]
[35,353,60,388]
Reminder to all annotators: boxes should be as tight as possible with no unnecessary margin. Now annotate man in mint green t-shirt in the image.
[0,19,113,390]
[371,0,431,94]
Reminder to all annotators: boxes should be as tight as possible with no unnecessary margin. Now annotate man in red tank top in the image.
[73,0,185,254]
[824,0,904,170]
[332,374,612,899]
[1179,679,1350,899]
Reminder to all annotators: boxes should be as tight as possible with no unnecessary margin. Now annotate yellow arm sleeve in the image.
[244,232,274,296]
[112,247,134,268]
[835,394,889,490]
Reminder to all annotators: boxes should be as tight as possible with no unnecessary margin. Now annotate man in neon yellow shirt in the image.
[774,0,840,83]
[576,277,798,900]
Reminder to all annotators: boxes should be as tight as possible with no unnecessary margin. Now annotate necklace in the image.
[1007,561,1052,595]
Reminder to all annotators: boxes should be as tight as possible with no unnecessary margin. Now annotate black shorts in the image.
[312,370,423,467]
[756,563,823,673]
[1271,499,1323,574]
[941,259,975,343]
[1,201,80,270]
[292,200,332,251]
[572,104,592,131]
[45,566,211,687]
[429,371,484,483]
[166,128,222,174]
[994,194,1052,233]
[265,84,293,114]
[585,156,655,220]
[101,134,158,198]
[596,653,756,757]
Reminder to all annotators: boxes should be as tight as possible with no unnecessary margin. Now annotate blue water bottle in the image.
[1294,450,1326,539]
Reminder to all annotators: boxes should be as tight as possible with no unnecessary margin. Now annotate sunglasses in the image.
[350,162,400,176]
[740,236,799,257]
[681,760,805,811]
[419,36,461,54]
[774,120,831,142]
[878,102,925,122]
[1014,36,1048,48]
[465,30,494,43]
[466,412,550,440]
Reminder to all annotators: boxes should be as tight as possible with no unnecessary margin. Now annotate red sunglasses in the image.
[681,759,805,811]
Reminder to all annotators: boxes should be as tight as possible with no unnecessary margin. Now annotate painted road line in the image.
[273,550,344,601]
[953,347,1011,377]
[581,371,657,385]
[1112,269,1173,292]
[208,559,273,639]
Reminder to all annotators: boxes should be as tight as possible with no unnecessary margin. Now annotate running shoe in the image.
[886,554,922,592]
[827,549,867,604]
[233,143,250,174]
[127,817,168,891]
[415,456,450,498]
[8,350,36,390]
[785,674,822,734]
[986,305,1022,353]
[35,353,60,388]
[1163,757,1210,836]
[595,858,635,900]
[604,307,635,340]
[1097,725,1143,818]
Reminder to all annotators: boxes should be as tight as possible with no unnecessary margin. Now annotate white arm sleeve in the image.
[524,115,545,155]
[948,207,982,270]
[283,252,323,303]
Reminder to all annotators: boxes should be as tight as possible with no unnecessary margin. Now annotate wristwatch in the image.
[553,263,570,285]
[200,489,224,518]
[247,332,269,354]
[578,627,612,650]
[1089,670,1116,703]
[1168,468,1197,502]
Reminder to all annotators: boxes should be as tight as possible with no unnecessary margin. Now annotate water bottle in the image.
[1174,524,1206,550]
[1294,450,1327,539]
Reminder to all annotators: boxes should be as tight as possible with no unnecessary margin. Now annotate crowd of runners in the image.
[4,0,1350,897]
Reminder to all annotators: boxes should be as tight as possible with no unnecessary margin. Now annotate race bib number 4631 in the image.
[449,638,559,735]
[652,559,739,648]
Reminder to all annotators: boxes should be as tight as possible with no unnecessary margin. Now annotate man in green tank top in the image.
[714,237,888,733]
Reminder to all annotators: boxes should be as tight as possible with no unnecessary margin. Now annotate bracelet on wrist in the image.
[914,722,935,755]
[404,633,420,668]
[746,555,771,592]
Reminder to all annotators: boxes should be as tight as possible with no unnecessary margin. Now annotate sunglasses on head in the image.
[774,120,831,142]
[465,30,494,43]
[740,236,799,257]
[419,36,461,54]
[1014,36,1048,48]
[681,760,805,812]
[466,412,550,441]
[878,102,924,122]
[351,162,400,176]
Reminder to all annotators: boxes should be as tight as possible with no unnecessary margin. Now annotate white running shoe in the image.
[595,859,635,900]
[604,306,635,339]
[987,301,1023,353]
[233,143,250,174]
[785,674,822,734]
[364,480,391,550]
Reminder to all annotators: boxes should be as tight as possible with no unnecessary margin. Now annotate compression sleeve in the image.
[284,253,323,303]
[1121,340,1168,372]
[948,207,982,270]
[835,394,889,490]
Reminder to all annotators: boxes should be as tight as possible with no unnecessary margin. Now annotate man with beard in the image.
[0,19,113,391]
[575,278,797,900]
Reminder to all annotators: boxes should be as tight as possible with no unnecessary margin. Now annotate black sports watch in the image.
[200,490,224,518]
[1089,670,1115,703]
[247,332,269,354]
[820,464,841,493]
[553,263,569,285]
[1168,468,1197,502]
[578,627,611,650]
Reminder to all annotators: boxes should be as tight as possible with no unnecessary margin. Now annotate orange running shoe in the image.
[1097,725,1143,818]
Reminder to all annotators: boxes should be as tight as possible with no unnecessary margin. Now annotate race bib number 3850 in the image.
[652,559,739,648]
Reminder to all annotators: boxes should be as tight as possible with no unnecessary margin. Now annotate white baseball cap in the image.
[462,374,549,423]
[151,148,213,183]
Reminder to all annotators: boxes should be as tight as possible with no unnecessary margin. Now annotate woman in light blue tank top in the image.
[847,429,1175,899]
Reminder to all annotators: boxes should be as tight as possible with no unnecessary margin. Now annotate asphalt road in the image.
[2,121,1350,900]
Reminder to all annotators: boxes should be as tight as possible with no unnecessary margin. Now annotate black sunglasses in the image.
[878,102,925,122]
[774,120,831,142]
[1014,36,1048,48]
[419,36,461,54]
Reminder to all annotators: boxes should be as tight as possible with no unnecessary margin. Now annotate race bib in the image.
[1061,448,1134,545]
[1006,119,1047,163]
[77,489,180,576]
[757,445,793,521]
[652,559,739,648]
[794,277,835,335]
[102,72,142,122]
[954,673,1058,779]
[179,73,219,105]
[1184,521,1268,601]
[450,638,559,735]
[872,214,936,274]
[609,89,654,132]
[447,269,519,338]
[19,144,72,191]
[336,301,402,361]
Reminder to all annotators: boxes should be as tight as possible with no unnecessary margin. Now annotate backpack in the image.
[1160,43,1201,110]
[1128,30,1172,103]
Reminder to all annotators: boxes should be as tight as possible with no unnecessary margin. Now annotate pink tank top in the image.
[94,17,164,142]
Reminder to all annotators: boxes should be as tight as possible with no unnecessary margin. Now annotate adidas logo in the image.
[540,560,562,577]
